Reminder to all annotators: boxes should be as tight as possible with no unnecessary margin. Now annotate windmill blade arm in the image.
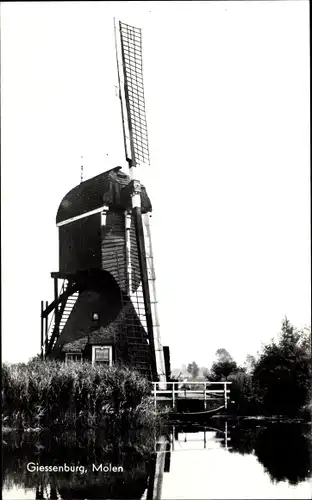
[118,21,151,169]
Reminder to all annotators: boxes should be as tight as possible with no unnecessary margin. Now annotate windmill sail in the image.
[115,21,150,170]
[115,20,166,382]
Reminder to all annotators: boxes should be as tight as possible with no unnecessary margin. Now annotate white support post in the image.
[224,382,228,408]
[100,205,110,271]
[154,383,157,411]
[131,180,141,209]
[143,212,167,386]
[101,205,109,228]
[124,210,132,294]
[172,383,176,409]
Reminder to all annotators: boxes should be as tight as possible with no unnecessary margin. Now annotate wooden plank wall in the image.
[59,214,101,274]
[101,210,127,292]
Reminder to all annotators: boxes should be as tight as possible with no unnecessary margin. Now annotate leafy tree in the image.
[252,317,311,416]
[244,354,256,374]
[209,349,239,381]
[187,361,199,379]
[227,370,261,415]
[215,348,233,362]
[211,360,238,380]
[202,367,209,378]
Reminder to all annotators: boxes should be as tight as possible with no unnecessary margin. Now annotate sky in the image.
[1,1,310,369]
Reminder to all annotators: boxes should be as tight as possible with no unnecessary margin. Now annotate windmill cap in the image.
[56,168,152,225]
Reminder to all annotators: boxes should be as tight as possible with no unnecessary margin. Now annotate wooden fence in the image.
[151,381,231,409]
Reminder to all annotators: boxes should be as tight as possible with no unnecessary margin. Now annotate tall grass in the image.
[2,360,159,431]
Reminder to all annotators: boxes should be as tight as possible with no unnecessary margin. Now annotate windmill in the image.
[40,20,169,383]
[114,19,167,382]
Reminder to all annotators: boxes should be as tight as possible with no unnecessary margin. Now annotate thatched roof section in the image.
[62,310,125,353]
[62,337,88,352]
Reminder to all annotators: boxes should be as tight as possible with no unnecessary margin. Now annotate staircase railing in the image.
[44,280,79,356]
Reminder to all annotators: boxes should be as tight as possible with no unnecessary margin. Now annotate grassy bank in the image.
[2,360,160,431]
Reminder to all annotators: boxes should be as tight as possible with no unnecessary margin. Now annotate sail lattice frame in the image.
[119,21,150,167]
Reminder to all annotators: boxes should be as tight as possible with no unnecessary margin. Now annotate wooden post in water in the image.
[53,278,59,341]
[224,382,227,408]
[44,301,48,356]
[35,485,43,500]
[172,382,175,409]
[40,301,44,359]
[204,382,207,410]
[225,421,228,450]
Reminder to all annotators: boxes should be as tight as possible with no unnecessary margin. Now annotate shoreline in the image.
[4,414,310,434]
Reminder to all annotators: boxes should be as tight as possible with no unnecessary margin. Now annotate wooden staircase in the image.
[46,281,79,354]
[58,292,79,334]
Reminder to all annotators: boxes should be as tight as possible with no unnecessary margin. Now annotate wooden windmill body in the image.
[40,21,169,382]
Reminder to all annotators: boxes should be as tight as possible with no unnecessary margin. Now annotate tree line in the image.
[180,318,311,418]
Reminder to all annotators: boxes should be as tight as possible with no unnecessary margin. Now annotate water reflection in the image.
[3,428,157,500]
[2,422,311,499]
[254,424,312,485]
[225,420,312,485]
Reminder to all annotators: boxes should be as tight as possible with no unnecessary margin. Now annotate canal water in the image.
[2,421,311,499]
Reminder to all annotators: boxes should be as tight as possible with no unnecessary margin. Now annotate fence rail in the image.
[151,381,232,410]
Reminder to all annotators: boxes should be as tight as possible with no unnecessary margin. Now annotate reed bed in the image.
[2,360,160,431]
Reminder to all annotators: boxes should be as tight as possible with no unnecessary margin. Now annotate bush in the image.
[227,371,262,415]
[208,319,311,418]
[2,360,157,431]
[252,319,311,417]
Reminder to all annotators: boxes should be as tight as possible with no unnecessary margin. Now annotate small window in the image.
[92,346,113,366]
[66,353,82,363]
